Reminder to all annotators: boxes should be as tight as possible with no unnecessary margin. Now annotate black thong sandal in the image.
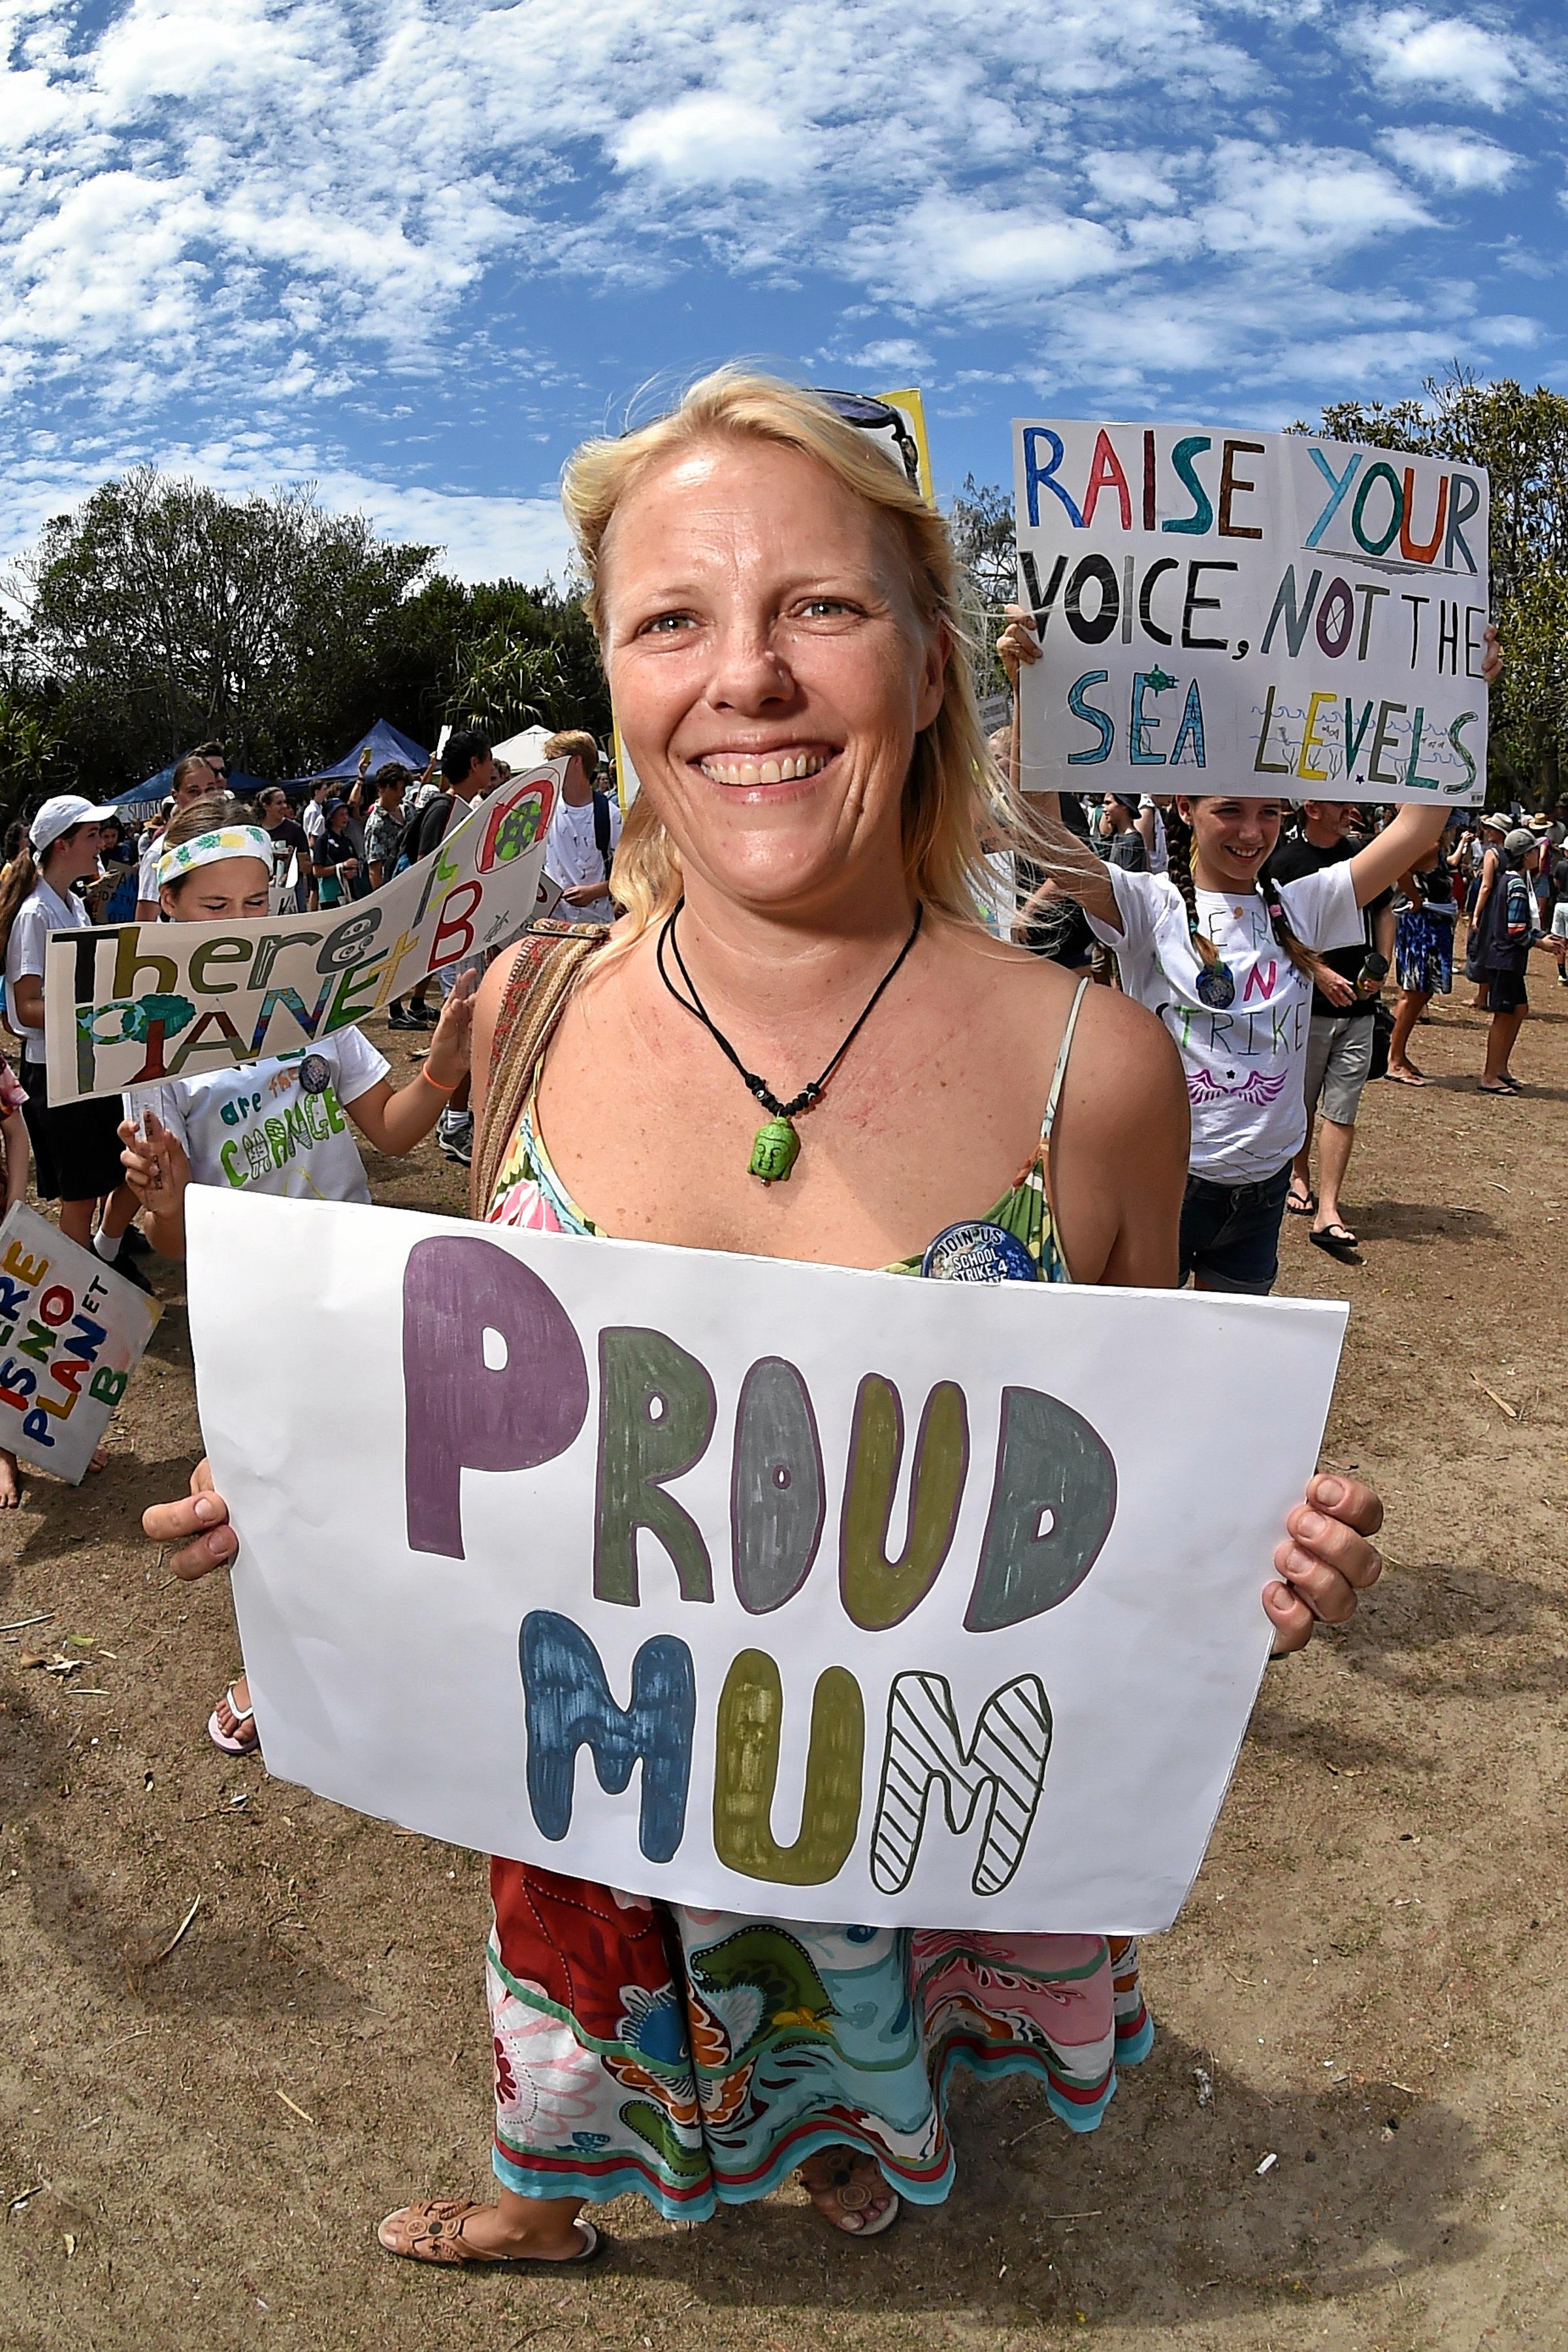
[1309,1223,1360,1261]
[1286,1184,1316,1217]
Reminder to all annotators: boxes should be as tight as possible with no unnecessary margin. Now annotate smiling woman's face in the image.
[600,436,946,917]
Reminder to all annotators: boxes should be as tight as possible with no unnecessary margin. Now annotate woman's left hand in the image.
[1480,621,1503,686]
[1265,1473,1384,1655]
[423,965,478,1088]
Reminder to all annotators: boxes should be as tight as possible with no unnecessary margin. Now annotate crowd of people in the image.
[0,368,1527,2285]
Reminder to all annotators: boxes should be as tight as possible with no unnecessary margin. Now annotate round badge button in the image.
[920,1220,1039,1282]
[297,1053,333,1096]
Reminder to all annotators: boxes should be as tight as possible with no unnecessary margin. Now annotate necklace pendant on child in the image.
[748,1115,801,1185]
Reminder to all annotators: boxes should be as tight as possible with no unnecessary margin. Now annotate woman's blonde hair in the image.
[561,368,1007,940]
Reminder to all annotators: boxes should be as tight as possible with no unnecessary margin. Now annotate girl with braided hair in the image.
[1000,609,1488,1294]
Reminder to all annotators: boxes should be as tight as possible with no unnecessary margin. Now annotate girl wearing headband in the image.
[118,796,478,1755]
[1001,612,1497,1294]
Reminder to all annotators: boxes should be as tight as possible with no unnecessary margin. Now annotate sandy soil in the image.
[1,960,1563,2352]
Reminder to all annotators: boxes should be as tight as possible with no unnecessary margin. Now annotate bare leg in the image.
[1288,1119,1315,1213]
[1312,1119,1357,1237]
[59,1198,95,1248]
[1387,988,1430,1078]
[1482,1006,1527,1084]
[0,1449,20,1507]
[96,1183,139,1246]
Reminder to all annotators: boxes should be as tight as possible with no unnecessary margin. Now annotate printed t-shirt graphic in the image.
[127,1027,387,1202]
[1088,863,1362,1181]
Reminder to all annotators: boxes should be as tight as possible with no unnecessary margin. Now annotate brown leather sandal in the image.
[376,2200,609,2270]
[796,2150,901,2238]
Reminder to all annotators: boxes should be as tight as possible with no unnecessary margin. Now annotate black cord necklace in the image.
[656,898,925,1184]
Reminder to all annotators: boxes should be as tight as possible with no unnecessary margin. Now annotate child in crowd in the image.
[0,796,146,1284]
[118,796,476,1754]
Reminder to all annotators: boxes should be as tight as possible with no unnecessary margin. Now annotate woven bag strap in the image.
[469,922,608,1218]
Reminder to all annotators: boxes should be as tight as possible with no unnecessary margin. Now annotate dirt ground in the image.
[1,956,1563,2352]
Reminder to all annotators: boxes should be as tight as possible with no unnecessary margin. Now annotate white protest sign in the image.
[1013,421,1488,804]
[0,1205,160,1480]
[43,762,563,1103]
[189,1188,1346,1933]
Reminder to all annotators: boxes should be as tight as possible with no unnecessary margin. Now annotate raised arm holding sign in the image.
[144,372,1385,2272]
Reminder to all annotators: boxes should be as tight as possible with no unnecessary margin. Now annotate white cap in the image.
[28,794,117,855]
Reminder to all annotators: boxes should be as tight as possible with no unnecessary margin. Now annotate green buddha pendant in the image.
[748,1115,802,1184]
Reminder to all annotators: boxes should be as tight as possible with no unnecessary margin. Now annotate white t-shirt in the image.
[5,879,88,1062]
[302,798,327,846]
[127,1028,388,1203]
[545,793,621,924]
[1088,862,1364,1182]
[137,843,162,909]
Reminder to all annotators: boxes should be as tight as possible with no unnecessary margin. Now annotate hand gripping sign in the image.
[189,1188,1347,1933]
[44,763,561,1103]
[1013,421,1489,803]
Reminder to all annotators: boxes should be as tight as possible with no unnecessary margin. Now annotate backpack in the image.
[406,792,454,868]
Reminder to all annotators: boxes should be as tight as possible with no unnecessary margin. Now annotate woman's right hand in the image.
[118,1111,190,1216]
[996,606,1043,687]
[142,1457,237,1580]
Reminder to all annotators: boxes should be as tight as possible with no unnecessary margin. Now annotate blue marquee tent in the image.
[289,718,429,787]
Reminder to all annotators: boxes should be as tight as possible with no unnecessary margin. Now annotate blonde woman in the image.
[146,372,1384,2271]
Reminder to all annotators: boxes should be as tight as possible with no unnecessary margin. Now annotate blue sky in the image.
[1,1,1561,584]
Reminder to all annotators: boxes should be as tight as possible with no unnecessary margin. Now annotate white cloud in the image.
[853,196,1124,307]
[614,93,808,189]
[1084,150,1181,210]
[0,440,574,588]
[1380,125,1520,189]
[1347,8,1548,110]
[1201,141,1434,259]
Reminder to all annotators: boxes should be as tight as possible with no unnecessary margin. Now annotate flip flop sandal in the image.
[797,2155,902,2239]
[377,2202,609,2270]
[1384,1069,1428,1086]
[206,1684,259,1756]
[1286,1186,1316,1217]
[1477,1081,1516,1096]
[1309,1224,1360,1261]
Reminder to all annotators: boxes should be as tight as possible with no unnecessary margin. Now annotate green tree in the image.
[15,469,436,788]
[947,473,1016,704]
[1298,371,1568,800]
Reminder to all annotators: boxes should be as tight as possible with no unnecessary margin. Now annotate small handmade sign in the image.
[189,1189,1347,1931]
[43,763,562,1103]
[1013,421,1489,802]
[0,1205,161,1480]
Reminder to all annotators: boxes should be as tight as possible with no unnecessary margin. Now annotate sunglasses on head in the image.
[811,390,922,491]
[621,387,922,492]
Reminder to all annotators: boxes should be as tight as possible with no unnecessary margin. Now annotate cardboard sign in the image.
[0,1205,160,1481]
[189,1189,1347,1932]
[44,763,562,1103]
[1013,421,1488,803]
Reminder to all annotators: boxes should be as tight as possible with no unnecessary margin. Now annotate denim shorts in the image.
[1179,1163,1294,1296]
